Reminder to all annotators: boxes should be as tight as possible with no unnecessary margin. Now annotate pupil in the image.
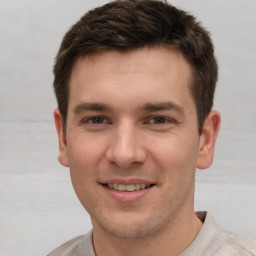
[93,117,103,123]
[154,117,165,123]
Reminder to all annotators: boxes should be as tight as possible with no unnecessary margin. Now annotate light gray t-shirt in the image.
[47,212,256,256]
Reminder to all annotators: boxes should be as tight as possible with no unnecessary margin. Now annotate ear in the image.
[54,108,69,167]
[197,110,221,169]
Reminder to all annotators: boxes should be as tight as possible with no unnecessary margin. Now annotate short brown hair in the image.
[53,0,218,134]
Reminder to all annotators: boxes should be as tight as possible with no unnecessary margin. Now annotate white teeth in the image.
[106,183,151,192]
[118,184,126,191]
[126,184,135,191]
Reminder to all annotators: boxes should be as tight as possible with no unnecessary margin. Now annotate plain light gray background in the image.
[0,0,255,255]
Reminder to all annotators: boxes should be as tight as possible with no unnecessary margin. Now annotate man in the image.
[48,0,256,255]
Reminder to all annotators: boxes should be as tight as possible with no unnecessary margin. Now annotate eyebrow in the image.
[73,101,185,115]
[74,103,112,114]
[138,102,185,114]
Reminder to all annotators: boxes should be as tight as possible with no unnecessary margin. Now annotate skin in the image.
[54,46,220,256]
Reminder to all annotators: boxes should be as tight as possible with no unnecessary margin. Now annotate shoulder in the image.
[203,212,256,256]
[47,231,94,256]
[215,230,256,256]
[206,212,256,255]
[182,212,256,256]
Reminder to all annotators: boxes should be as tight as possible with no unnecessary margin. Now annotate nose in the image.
[106,121,147,168]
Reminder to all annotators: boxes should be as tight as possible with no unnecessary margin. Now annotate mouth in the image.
[103,183,154,192]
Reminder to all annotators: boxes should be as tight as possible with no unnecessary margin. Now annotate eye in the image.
[147,116,172,124]
[150,116,167,124]
[83,116,107,124]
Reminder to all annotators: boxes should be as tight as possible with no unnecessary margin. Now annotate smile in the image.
[106,183,152,192]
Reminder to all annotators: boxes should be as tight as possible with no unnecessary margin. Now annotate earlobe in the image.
[197,110,221,169]
[54,108,69,167]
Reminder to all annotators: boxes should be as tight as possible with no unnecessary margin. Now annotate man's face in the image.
[55,46,213,239]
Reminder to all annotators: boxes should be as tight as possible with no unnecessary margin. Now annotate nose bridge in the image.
[106,120,146,167]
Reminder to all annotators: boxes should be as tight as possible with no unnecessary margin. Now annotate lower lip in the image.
[101,185,153,202]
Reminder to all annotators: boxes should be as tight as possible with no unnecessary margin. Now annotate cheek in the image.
[68,150,100,210]
[66,134,109,204]
[70,172,100,213]
[149,134,199,176]
[67,133,106,170]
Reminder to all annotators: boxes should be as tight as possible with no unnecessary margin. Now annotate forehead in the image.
[69,46,195,112]
[72,46,192,74]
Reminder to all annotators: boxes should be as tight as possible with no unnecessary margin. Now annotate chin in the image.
[93,212,170,240]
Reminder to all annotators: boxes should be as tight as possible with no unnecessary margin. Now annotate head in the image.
[53,0,218,134]
[53,0,221,246]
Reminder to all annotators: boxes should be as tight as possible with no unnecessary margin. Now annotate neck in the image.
[92,210,203,256]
